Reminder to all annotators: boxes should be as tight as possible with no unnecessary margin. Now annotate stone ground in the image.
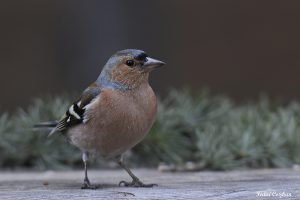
[0,168,299,200]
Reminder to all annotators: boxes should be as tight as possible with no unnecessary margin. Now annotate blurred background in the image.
[1,0,300,170]
[1,0,300,111]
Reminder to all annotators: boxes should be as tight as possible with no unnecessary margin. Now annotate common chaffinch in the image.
[35,49,165,189]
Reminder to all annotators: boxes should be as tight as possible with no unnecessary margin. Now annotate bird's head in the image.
[98,49,165,90]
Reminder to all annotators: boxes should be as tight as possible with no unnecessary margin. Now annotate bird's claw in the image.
[119,179,157,187]
[81,180,98,189]
[81,183,98,189]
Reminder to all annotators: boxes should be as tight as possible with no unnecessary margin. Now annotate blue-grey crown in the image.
[96,49,147,90]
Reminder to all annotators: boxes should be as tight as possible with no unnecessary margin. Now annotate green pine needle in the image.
[0,89,300,170]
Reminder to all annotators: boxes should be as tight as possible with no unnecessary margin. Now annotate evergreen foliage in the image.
[0,90,300,170]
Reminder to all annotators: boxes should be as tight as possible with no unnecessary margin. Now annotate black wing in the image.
[49,83,101,135]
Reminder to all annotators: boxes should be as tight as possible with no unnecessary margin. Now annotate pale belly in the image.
[67,87,157,158]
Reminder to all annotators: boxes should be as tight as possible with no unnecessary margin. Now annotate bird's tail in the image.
[33,121,58,128]
[33,121,59,137]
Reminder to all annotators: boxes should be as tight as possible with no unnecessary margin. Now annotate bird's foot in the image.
[119,179,157,188]
[81,179,98,189]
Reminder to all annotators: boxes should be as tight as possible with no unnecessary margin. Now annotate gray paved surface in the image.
[0,169,299,200]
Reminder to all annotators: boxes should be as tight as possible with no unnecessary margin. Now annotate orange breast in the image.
[68,84,157,158]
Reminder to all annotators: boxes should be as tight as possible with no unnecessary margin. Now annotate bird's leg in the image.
[117,156,157,187]
[81,152,98,189]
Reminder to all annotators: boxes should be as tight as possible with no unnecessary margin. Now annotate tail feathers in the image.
[34,121,59,137]
[34,121,58,128]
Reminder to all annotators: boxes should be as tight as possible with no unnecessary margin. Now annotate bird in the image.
[34,49,165,189]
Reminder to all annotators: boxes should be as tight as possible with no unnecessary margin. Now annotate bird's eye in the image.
[126,60,135,67]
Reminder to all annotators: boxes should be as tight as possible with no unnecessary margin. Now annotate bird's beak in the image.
[143,57,166,71]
